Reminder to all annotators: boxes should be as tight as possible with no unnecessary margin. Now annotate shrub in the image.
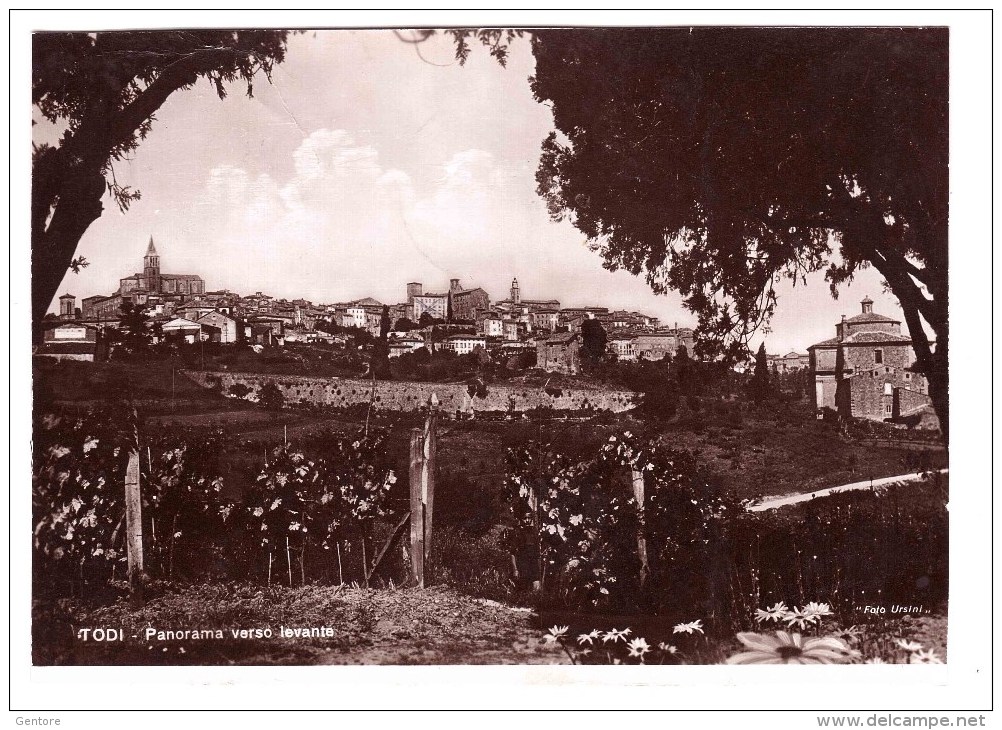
[502,430,947,627]
[32,410,133,589]
[258,381,285,410]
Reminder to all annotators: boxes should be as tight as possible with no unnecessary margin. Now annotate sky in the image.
[35,28,904,354]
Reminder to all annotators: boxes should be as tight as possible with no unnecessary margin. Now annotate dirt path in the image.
[316,588,567,665]
[42,584,568,666]
[746,468,949,512]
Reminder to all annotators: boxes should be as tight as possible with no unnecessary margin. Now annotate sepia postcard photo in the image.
[12,9,994,716]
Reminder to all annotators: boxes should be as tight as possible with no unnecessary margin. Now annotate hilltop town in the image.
[39,237,695,373]
[37,236,937,429]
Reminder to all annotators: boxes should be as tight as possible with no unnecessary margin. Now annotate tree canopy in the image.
[750,343,772,404]
[580,317,608,361]
[530,28,948,436]
[31,30,291,332]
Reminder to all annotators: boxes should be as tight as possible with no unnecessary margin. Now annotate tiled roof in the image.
[843,331,911,344]
[809,337,839,348]
[846,312,899,324]
[810,331,912,348]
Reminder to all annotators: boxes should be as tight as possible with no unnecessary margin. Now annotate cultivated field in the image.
[31,357,949,666]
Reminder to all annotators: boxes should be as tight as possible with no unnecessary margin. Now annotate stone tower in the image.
[144,236,161,293]
[59,293,75,319]
[510,277,520,305]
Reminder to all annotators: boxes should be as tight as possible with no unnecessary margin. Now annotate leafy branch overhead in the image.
[395,28,523,67]
[31,30,291,333]
[528,28,948,436]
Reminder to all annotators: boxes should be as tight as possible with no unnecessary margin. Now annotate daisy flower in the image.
[658,642,678,654]
[894,639,923,653]
[909,649,943,664]
[626,637,651,659]
[802,602,834,622]
[783,607,818,630]
[543,625,569,644]
[864,657,887,664]
[602,627,631,643]
[725,631,855,665]
[673,620,704,635]
[836,626,863,643]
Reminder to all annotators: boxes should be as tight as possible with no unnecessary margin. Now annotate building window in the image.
[885,404,892,415]
[874,349,883,364]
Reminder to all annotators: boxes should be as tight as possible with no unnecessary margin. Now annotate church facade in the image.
[808,297,936,428]
[118,238,205,297]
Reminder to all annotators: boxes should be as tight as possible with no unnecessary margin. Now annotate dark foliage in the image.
[32,30,291,333]
[531,28,948,437]
[580,318,607,362]
[749,343,772,403]
[257,381,285,411]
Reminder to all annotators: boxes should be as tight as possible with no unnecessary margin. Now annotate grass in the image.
[32,582,563,666]
[32,578,947,666]
[31,358,948,664]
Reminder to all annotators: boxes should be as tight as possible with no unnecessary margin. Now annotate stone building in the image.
[497,278,560,320]
[608,334,639,361]
[633,332,678,361]
[479,312,504,337]
[406,283,448,322]
[119,238,205,297]
[808,297,934,426]
[447,279,490,321]
[407,279,490,322]
[81,294,123,322]
[36,319,104,361]
[442,334,487,355]
[196,310,241,344]
[530,309,560,332]
[536,332,581,374]
[768,351,811,373]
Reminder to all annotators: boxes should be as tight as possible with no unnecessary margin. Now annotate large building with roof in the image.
[808,297,935,427]
[118,238,205,297]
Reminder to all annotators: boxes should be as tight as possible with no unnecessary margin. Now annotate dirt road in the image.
[747,469,949,512]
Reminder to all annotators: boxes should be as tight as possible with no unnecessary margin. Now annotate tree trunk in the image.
[31,157,107,336]
[851,223,949,443]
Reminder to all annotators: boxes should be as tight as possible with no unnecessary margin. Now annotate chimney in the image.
[838,314,847,341]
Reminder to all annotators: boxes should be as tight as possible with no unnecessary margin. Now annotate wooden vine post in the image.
[527,461,542,593]
[409,393,438,587]
[125,408,145,607]
[631,468,650,588]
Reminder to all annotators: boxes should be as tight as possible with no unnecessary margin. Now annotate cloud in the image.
[191,129,501,303]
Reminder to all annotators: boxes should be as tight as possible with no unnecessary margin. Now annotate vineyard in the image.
[32,390,949,665]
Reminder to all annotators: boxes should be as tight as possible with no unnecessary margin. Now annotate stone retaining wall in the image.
[183,371,637,414]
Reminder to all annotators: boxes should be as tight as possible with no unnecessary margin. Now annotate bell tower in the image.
[510,277,520,305]
[144,236,160,293]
